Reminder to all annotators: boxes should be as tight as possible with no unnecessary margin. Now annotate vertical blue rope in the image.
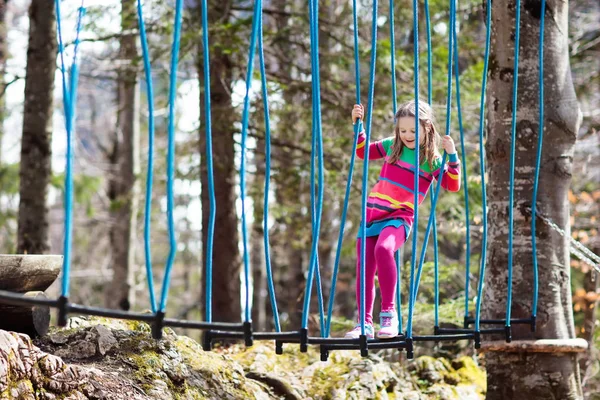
[531,0,545,319]
[453,25,471,321]
[390,0,404,335]
[301,0,326,330]
[405,0,420,339]
[258,7,281,332]
[423,0,440,329]
[136,0,158,313]
[309,85,326,334]
[307,0,326,332]
[506,0,522,326]
[409,0,456,324]
[474,0,491,332]
[312,0,326,336]
[158,0,184,312]
[55,0,70,119]
[324,0,362,336]
[199,0,216,322]
[357,0,379,336]
[56,0,85,298]
[395,250,403,333]
[239,0,263,323]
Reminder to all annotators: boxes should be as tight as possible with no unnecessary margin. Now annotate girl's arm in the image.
[352,104,389,160]
[434,153,461,192]
[356,131,391,160]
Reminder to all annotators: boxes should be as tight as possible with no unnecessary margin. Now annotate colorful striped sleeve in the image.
[356,131,394,160]
[432,153,461,192]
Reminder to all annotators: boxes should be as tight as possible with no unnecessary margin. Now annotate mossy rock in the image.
[14,316,486,399]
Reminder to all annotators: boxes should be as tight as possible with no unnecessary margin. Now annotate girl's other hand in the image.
[442,135,457,154]
[352,104,364,124]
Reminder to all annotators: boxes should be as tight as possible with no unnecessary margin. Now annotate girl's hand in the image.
[442,135,457,154]
[352,104,364,124]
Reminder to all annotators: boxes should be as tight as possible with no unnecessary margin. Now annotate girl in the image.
[346,100,460,339]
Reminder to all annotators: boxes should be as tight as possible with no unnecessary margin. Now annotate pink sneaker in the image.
[345,323,374,339]
[377,311,399,338]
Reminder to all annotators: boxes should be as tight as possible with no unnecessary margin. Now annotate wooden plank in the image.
[0,254,62,292]
[479,339,589,353]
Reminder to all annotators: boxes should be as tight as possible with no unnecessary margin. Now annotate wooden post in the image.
[0,255,61,337]
[0,291,51,336]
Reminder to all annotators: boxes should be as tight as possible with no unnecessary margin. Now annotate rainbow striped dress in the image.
[356,131,461,238]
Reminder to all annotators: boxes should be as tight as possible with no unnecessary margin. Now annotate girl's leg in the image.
[374,226,407,312]
[355,236,378,325]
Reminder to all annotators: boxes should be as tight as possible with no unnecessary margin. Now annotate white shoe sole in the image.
[376,332,399,339]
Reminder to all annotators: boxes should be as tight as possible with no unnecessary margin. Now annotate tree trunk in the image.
[17,0,56,254]
[483,0,583,397]
[251,135,267,331]
[0,0,8,163]
[105,0,140,310]
[197,1,241,323]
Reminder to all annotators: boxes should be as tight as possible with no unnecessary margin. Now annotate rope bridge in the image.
[0,0,596,361]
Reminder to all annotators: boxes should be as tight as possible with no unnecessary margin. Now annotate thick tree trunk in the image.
[483,0,583,397]
[17,0,56,254]
[105,0,140,310]
[197,1,242,323]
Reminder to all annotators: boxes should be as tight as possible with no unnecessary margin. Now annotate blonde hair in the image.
[388,100,440,168]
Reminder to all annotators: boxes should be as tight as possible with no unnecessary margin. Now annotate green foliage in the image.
[51,173,102,217]
[0,163,19,195]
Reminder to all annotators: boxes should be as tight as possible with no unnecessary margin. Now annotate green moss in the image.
[308,360,351,399]
[130,351,164,383]
[452,356,486,393]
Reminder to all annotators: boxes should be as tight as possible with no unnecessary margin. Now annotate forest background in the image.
[0,0,598,387]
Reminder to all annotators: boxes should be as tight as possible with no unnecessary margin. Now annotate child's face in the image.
[396,116,427,149]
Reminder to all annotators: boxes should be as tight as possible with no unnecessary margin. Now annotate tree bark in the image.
[197,0,242,323]
[251,135,267,331]
[0,0,8,163]
[105,0,140,310]
[483,0,583,397]
[0,291,51,337]
[17,0,56,254]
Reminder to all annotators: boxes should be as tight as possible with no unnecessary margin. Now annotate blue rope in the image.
[395,250,402,332]
[199,0,216,322]
[474,0,492,331]
[307,0,326,332]
[239,0,263,323]
[302,0,318,330]
[390,2,398,115]
[309,91,326,334]
[324,0,362,336]
[423,0,440,329]
[408,0,456,332]
[136,0,158,313]
[357,0,379,336]
[531,0,545,319]
[158,0,184,312]
[405,0,420,339]
[389,0,403,334]
[258,8,281,332]
[506,0,522,326]
[325,128,358,336]
[56,0,85,298]
[301,0,326,330]
[453,25,471,321]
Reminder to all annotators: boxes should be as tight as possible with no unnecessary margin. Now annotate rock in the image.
[2,317,488,399]
[93,325,118,355]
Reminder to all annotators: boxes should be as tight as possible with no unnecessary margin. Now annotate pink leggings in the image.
[356,226,407,325]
